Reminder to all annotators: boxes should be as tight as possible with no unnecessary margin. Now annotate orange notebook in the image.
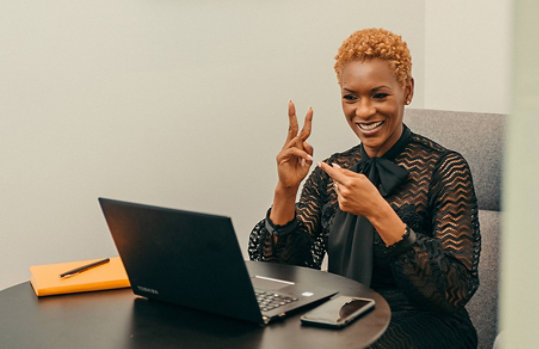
[29,257,130,297]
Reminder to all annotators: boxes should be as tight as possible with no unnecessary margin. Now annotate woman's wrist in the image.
[270,183,298,225]
[275,181,300,196]
[368,199,406,246]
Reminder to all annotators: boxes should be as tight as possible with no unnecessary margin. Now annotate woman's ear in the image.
[404,78,414,105]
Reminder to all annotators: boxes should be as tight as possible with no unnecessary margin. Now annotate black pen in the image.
[59,258,110,278]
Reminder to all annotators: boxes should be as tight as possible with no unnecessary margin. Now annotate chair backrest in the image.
[404,108,504,349]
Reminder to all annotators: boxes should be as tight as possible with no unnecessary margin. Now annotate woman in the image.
[248,28,480,348]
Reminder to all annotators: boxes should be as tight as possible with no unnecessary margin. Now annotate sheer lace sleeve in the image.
[390,151,480,312]
[248,166,329,269]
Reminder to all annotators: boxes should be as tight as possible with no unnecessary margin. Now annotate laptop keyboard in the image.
[255,289,299,312]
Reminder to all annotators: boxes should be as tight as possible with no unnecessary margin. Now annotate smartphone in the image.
[300,295,375,328]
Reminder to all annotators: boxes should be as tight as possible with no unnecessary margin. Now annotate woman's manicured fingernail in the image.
[332,163,341,168]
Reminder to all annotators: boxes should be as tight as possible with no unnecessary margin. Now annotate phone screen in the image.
[301,296,375,327]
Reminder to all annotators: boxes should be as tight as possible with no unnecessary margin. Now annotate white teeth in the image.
[358,121,383,131]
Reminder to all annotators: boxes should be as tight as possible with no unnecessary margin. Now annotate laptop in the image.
[98,198,337,325]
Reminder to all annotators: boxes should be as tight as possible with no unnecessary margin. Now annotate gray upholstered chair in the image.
[404,108,504,349]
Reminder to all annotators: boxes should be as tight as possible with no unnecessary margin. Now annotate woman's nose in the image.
[355,99,376,118]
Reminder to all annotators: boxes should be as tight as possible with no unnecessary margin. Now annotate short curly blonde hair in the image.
[334,28,412,86]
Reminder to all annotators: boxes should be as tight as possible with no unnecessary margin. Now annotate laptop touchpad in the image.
[251,275,295,291]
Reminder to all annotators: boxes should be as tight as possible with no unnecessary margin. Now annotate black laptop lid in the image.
[99,198,263,323]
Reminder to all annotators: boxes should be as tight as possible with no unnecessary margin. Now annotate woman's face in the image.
[340,59,413,158]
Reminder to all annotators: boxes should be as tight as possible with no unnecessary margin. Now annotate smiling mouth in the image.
[357,121,384,131]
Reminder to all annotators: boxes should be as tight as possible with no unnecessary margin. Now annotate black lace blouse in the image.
[248,128,481,315]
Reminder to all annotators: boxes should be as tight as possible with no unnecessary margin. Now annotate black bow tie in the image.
[354,157,409,197]
[328,125,413,286]
[353,126,412,197]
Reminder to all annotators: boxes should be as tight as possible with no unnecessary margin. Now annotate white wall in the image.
[498,0,539,347]
[0,0,426,290]
[425,1,512,114]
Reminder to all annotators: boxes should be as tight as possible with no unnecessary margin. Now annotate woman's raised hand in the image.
[275,100,314,192]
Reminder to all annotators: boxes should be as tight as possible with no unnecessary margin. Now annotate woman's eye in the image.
[342,94,357,101]
[373,93,389,99]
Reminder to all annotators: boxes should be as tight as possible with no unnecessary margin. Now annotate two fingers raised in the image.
[285,100,313,150]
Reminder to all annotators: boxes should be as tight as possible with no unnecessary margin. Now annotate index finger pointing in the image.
[318,162,348,184]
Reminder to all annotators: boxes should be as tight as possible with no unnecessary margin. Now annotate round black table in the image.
[1,261,390,348]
